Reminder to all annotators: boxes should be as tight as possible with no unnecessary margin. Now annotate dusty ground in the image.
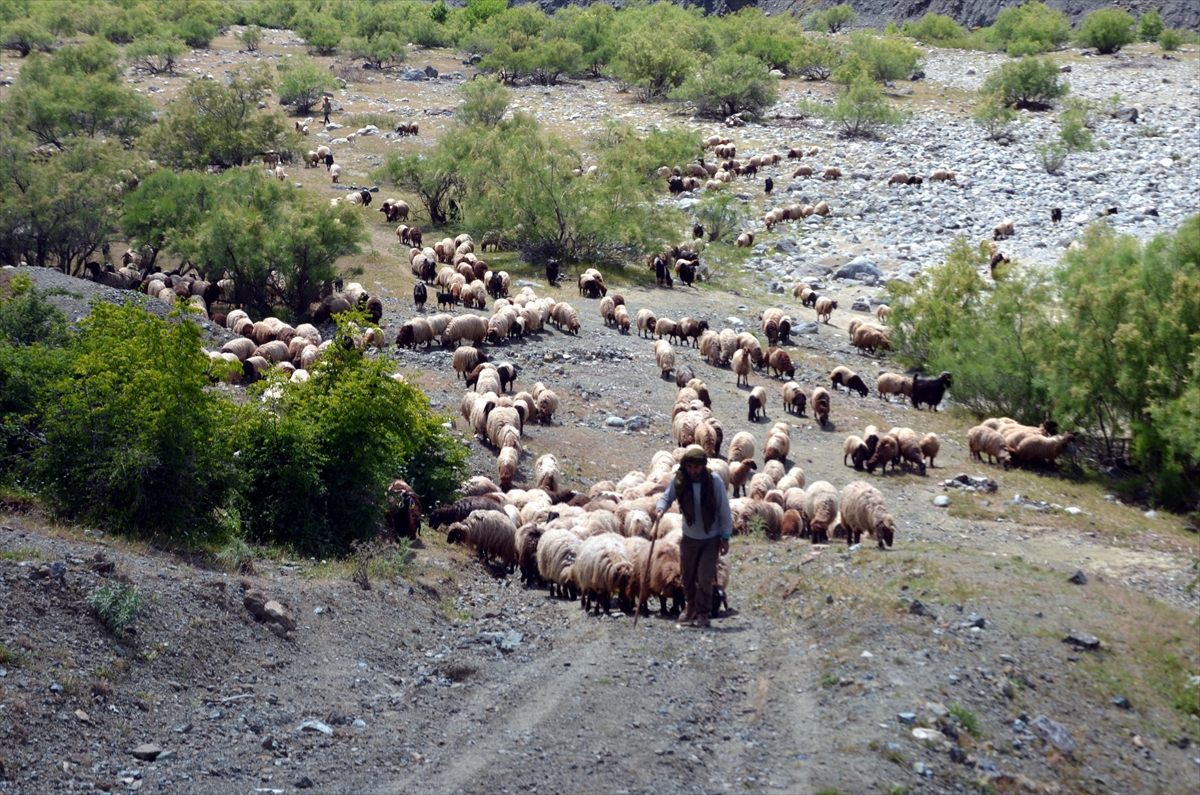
[1,31,1198,795]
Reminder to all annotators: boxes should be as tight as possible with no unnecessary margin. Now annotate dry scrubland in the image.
[1,25,1199,795]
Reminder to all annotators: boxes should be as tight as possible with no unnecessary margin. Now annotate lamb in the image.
[678,317,708,347]
[830,366,868,397]
[876,304,891,323]
[645,529,686,616]
[442,315,488,347]
[445,509,518,569]
[930,169,956,182]
[728,432,755,464]
[814,296,837,324]
[534,454,560,493]
[614,304,631,333]
[732,347,752,386]
[534,385,560,424]
[853,324,891,356]
[803,481,839,544]
[865,434,899,474]
[728,458,757,498]
[736,332,764,368]
[636,308,657,338]
[515,523,546,587]
[748,386,767,422]
[654,339,675,378]
[782,381,807,416]
[329,164,341,183]
[844,435,870,470]
[822,167,842,180]
[497,446,519,490]
[736,232,755,247]
[537,527,583,599]
[811,386,831,427]
[838,481,896,549]
[1009,432,1076,468]
[993,217,1014,240]
[919,433,940,469]
[763,422,790,462]
[876,372,912,402]
[766,347,795,379]
[967,425,1011,466]
[575,534,634,615]
[892,427,927,475]
[910,371,953,411]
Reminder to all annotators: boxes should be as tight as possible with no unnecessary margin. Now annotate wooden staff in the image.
[632,515,661,628]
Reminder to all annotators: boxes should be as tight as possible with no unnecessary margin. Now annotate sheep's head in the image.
[876,518,895,548]
[939,371,954,387]
[445,523,466,544]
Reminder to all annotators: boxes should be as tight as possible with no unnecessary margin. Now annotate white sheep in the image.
[654,339,675,378]
[838,481,896,549]
[803,481,839,544]
[329,164,341,183]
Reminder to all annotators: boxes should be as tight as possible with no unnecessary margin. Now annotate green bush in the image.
[86,583,143,635]
[845,30,922,82]
[986,2,1072,55]
[35,302,237,540]
[239,24,263,52]
[595,123,702,182]
[803,4,856,34]
[342,32,407,70]
[125,35,187,75]
[295,11,341,55]
[901,13,966,44]
[278,59,336,115]
[671,52,779,120]
[1037,141,1068,174]
[613,29,695,102]
[790,36,840,80]
[233,315,467,555]
[972,93,1017,140]
[1158,28,1183,51]
[1058,104,1095,153]
[174,16,217,49]
[693,192,747,243]
[0,19,53,57]
[1077,8,1136,54]
[456,78,512,127]
[979,56,1069,110]
[1137,9,1164,42]
[828,78,907,138]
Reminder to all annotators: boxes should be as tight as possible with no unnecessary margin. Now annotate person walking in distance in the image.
[651,445,732,628]
[322,94,332,125]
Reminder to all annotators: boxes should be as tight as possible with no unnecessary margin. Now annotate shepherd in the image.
[650,445,732,628]
[322,94,332,125]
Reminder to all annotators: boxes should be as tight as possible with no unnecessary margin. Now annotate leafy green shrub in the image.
[295,11,341,55]
[34,302,237,540]
[342,33,407,70]
[790,36,840,80]
[828,78,907,138]
[1037,141,1068,174]
[886,238,1054,421]
[613,30,695,102]
[972,93,1017,141]
[671,52,779,120]
[456,78,511,127]
[1077,8,1136,54]
[985,1,1072,55]
[143,64,291,169]
[693,192,748,243]
[803,4,856,34]
[239,24,263,52]
[845,30,922,82]
[278,59,336,115]
[1137,9,1164,42]
[174,16,217,49]
[901,13,966,44]
[1158,28,1183,51]
[125,35,186,75]
[1058,106,1095,153]
[979,56,1069,110]
[0,19,53,57]
[594,123,702,182]
[372,147,463,226]
[233,316,467,555]
[87,583,143,635]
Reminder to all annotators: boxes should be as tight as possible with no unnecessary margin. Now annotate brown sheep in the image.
[968,425,1010,466]
[876,372,913,402]
[766,347,795,379]
[781,509,803,538]
[865,434,899,474]
[732,347,752,387]
[782,381,807,416]
[853,324,891,356]
[729,459,757,498]
[1009,432,1076,468]
[803,481,839,544]
[792,165,814,178]
[919,433,940,469]
[822,167,842,180]
[814,296,837,324]
[811,386,831,427]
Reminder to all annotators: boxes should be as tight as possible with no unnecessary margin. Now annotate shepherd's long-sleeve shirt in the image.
[656,471,733,541]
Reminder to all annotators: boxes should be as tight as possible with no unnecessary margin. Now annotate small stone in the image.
[1028,715,1076,754]
[933,495,950,507]
[1063,631,1100,650]
[1144,510,1158,519]
[131,743,162,761]
[926,702,949,718]
[949,747,967,764]
[605,416,626,428]
[75,709,90,722]
[295,775,315,789]
[1068,569,1087,585]
[968,615,985,629]
[1000,679,1015,699]
[1112,695,1131,710]
[909,600,937,619]
[298,720,333,735]
[1065,507,1082,515]
[912,762,926,774]
[156,750,176,762]
[898,712,917,725]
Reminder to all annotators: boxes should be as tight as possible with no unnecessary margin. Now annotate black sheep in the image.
[359,189,372,207]
[325,152,334,169]
[413,282,427,308]
[545,259,560,286]
[436,291,456,309]
[495,362,518,393]
[428,496,503,529]
[668,176,684,194]
[911,371,953,412]
[1050,207,1062,224]
[692,223,704,239]
[802,291,819,309]
[677,261,696,286]
[764,176,774,195]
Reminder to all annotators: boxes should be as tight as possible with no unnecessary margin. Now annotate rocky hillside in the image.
[523,0,1199,33]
